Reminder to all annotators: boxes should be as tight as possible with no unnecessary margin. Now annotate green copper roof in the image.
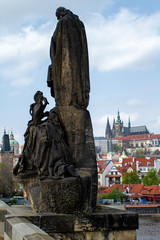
[115,110,122,124]
[10,139,19,145]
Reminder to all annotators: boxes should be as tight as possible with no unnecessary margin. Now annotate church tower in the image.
[1,128,11,152]
[113,110,123,138]
[128,117,131,129]
[105,118,112,152]
[105,117,112,139]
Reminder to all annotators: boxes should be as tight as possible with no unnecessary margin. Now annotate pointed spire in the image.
[10,129,14,140]
[128,117,131,128]
[116,110,121,123]
[105,117,112,139]
[4,127,6,135]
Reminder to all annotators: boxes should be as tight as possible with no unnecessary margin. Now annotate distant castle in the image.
[105,110,149,139]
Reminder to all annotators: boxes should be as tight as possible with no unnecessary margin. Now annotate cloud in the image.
[1,4,160,93]
[127,98,147,106]
[0,0,112,34]
[10,77,34,87]
[86,8,160,71]
[0,24,52,86]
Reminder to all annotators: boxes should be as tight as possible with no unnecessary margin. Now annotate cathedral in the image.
[105,110,149,139]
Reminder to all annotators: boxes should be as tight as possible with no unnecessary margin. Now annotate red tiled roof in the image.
[140,185,160,195]
[105,175,121,178]
[98,187,111,194]
[129,184,144,193]
[99,184,160,198]
[117,134,153,141]
[97,160,107,172]
[116,166,123,174]
[152,134,160,139]
[122,157,155,170]
[108,133,160,141]
[126,204,159,208]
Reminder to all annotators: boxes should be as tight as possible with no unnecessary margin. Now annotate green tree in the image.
[143,168,160,186]
[0,163,17,197]
[112,144,122,153]
[136,149,145,158]
[122,170,141,184]
[104,188,125,201]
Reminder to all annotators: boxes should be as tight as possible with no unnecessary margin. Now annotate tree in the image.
[122,170,141,184]
[112,144,122,153]
[0,163,18,197]
[104,188,125,201]
[136,149,145,158]
[143,168,160,186]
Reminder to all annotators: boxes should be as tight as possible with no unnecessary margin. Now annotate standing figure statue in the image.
[47,7,90,108]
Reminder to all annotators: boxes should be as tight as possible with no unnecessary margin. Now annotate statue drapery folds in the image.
[47,7,90,108]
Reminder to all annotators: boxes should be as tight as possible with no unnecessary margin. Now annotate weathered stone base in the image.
[18,169,95,214]
[0,201,138,240]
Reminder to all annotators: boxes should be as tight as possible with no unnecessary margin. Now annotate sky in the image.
[1,0,160,144]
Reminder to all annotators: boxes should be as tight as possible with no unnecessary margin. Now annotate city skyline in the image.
[1,0,160,144]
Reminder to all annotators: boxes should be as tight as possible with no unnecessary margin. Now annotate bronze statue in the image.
[47,7,90,108]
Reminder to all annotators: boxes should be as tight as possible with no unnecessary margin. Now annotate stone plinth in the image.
[18,169,95,214]
[56,106,98,211]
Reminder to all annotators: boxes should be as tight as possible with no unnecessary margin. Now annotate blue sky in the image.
[1,0,160,144]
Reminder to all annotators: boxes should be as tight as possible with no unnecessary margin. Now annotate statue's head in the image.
[34,91,43,102]
[56,7,72,20]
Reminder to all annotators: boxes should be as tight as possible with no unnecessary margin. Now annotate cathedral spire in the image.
[128,117,131,129]
[105,117,112,139]
[116,110,121,123]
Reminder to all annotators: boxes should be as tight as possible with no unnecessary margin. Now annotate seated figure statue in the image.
[13,91,78,180]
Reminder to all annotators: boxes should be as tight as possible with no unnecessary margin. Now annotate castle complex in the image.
[105,110,149,139]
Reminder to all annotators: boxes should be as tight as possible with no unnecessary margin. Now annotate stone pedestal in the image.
[56,106,98,211]
[18,106,98,214]
[18,169,95,214]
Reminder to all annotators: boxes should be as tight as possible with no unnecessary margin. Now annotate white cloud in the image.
[127,98,147,106]
[0,0,112,35]
[10,77,34,87]
[87,8,160,71]
[0,24,52,86]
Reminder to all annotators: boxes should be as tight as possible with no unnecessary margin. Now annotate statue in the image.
[13,8,97,214]
[13,91,78,180]
[47,7,90,108]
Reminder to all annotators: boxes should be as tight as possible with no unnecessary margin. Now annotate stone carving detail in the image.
[13,91,78,180]
[47,7,90,108]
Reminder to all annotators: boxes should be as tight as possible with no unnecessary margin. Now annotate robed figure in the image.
[47,7,90,108]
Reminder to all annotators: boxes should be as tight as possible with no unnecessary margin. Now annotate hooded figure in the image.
[47,7,90,108]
